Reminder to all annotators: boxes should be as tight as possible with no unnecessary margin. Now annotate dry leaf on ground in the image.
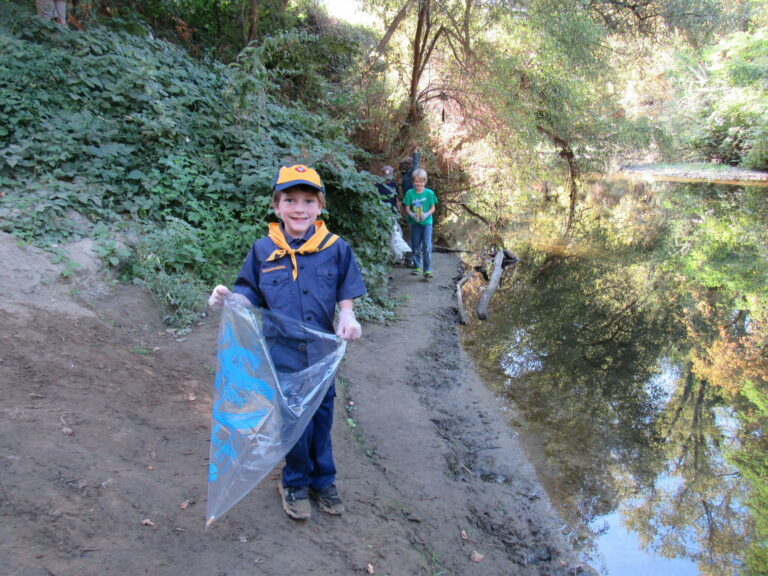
[470,550,485,563]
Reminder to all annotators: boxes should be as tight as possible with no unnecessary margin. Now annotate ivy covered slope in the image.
[0,3,391,325]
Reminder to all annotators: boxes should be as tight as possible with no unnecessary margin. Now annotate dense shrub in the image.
[0,2,391,325]
[690,100,768,168]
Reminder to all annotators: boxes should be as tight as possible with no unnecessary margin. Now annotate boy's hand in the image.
[208,285,232,308]
[336,309,362,340]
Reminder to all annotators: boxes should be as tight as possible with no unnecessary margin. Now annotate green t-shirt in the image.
[403,188,438,226]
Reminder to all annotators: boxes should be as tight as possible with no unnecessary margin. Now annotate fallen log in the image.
[455,271,473,325]
[501,249,518,267]
[476,250,505,320]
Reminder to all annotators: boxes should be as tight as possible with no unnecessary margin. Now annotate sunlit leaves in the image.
[670,24,768,169]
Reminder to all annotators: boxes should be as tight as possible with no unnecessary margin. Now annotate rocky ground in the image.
[1,231,589,576]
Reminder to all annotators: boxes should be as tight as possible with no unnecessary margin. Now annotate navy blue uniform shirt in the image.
[233,224,367,334]
[376,179,400,215]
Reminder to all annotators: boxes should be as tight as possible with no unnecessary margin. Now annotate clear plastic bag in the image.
[206,298,346,527]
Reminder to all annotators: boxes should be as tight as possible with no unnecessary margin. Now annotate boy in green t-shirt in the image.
[403,168,438,278]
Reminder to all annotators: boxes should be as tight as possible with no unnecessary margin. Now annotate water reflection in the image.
[464,179,767,575]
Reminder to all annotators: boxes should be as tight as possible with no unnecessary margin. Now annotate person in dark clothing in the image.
[376,165,411,264]
[376,165,400,216]
[399,146,420,198]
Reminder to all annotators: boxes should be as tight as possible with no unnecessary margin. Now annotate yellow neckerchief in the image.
[266,221,339,280]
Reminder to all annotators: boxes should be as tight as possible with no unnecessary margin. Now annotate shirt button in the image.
[299,265,305,270]
[305,315,311,321]
[303,289,309,294]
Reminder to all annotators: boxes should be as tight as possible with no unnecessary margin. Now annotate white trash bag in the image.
[389,215,411,263]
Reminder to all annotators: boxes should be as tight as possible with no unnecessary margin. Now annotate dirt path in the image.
[0,232,587,576]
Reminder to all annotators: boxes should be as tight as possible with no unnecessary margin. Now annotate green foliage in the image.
[92,224,132,268]
[659,0,736,46]
[0,2,392,325]
[49,247,83,278]
[257,23,373,112]
[719,28,768,89]
[728,381,768,576]
[124,219,222,326]
[684,28,768,169]
[459,0,663,217]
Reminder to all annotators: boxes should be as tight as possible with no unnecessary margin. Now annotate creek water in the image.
[463,177,768,575]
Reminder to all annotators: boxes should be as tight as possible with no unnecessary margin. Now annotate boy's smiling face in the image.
[274,189,323,238]
[413,176,427,193]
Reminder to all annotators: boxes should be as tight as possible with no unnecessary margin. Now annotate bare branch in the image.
[443,200,491,226]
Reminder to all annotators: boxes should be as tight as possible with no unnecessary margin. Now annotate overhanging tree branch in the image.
[374,0,416,57]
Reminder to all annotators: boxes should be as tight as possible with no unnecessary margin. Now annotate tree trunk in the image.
[476,250,505,320]
[374,0,415,56]
[408,0,427,122]
[248,0,258,43]
[406,0,444,124]
[537,126,580,237]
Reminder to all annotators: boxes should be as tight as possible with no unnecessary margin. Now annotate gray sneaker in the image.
[310,482,345,515]
[279,484,311,520]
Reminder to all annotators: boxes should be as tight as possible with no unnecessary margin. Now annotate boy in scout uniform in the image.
[209,164,366,519]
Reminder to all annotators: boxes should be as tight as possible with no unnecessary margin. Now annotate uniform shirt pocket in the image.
[314,266,338,305]
[316,267,337,284]
[260,267,292,300]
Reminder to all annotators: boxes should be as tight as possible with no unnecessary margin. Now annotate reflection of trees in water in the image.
[467,176,767,573]
[624,363,750,575]
[480,254,679,556]
[483,265,753,573]
[728,385,768,574]
[688,298,768,574]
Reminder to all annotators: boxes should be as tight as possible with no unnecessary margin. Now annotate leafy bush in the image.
[690,101,767,167]
[686,28,768,170]
[123,219,211,326]
[0,2,392,325]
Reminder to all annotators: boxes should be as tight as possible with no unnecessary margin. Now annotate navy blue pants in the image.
[282,383,337,489]
[267,324,339,491]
